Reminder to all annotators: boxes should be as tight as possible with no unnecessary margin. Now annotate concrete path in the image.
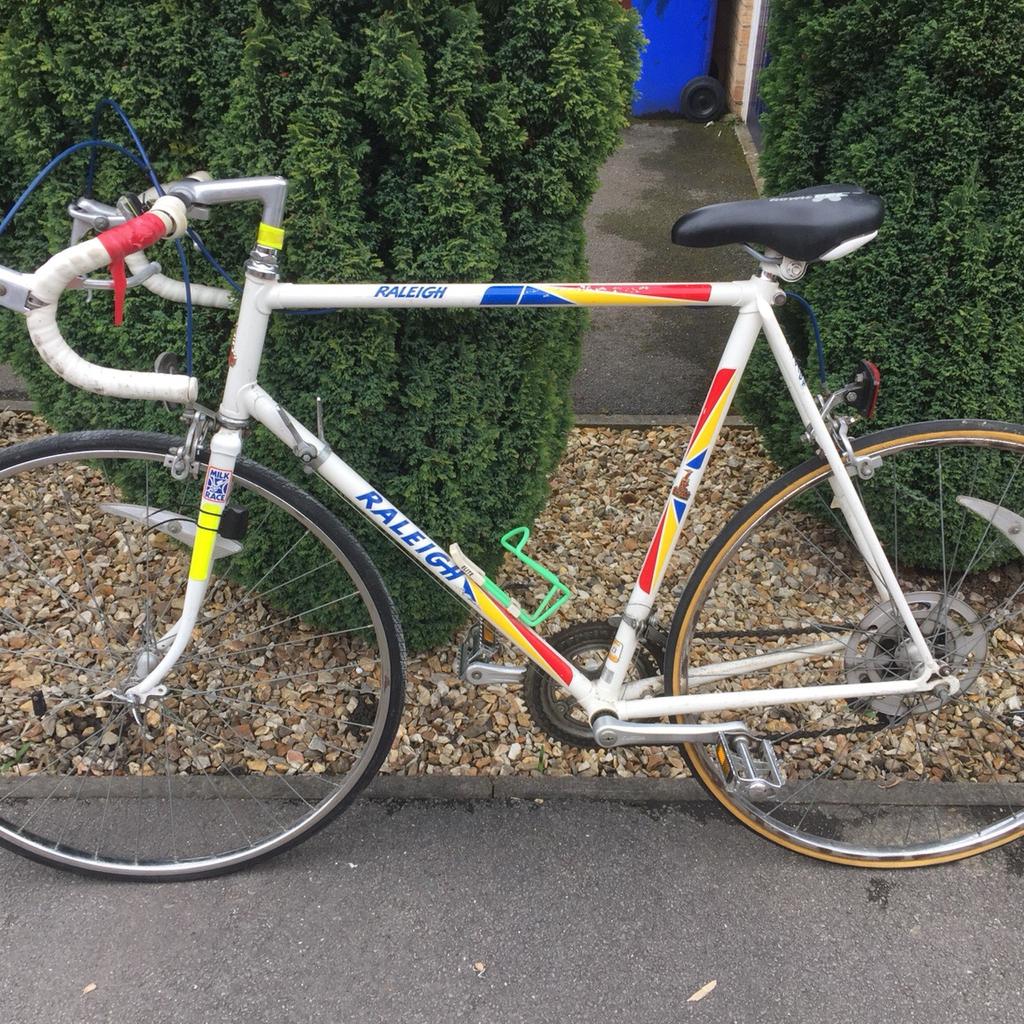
[2,796,1021,1024]
[0,363,26,402]
[574,119,758,416]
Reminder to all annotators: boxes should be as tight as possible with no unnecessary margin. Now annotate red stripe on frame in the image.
[571,284,713,302]
[638,507,669,594]
[480,592,574,685]
[504,613,574,685]
[691,368,736,439]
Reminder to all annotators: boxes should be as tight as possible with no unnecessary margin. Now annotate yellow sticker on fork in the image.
[188,500,222,582]
[257,222,285,249]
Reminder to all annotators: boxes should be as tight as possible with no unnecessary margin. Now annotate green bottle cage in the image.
[479,526,571,627]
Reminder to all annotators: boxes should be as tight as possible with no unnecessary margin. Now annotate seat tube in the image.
[594,285,769,703]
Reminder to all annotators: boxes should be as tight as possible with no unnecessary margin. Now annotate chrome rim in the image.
[0,441,396,877]
[680,430,1024,862]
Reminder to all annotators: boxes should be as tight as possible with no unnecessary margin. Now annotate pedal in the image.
[456,622,526,686]
[716,734,785,798]
[457,621,497,678]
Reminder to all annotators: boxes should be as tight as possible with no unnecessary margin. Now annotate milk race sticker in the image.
[202,467,232,503]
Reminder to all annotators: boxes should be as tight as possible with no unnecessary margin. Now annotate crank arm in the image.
[591,714,751,749]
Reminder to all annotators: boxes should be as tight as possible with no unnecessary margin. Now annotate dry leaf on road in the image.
[82,983,97,995]
[687,980,717,1002]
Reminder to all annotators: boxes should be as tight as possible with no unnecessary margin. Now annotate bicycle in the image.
[2,172,1024,880]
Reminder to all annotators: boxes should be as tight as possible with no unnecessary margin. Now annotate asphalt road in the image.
[2,795,1022,1024]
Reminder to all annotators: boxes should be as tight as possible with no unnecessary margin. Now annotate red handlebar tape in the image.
[97,211,168,326]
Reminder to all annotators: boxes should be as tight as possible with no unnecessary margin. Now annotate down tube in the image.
[239,384,602,711]
[595,304,765,700]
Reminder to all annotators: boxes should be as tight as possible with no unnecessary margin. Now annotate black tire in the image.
[680,75,727,123]
[0,430,406,880]
[665,420,1024,867]
[523,620,662,748]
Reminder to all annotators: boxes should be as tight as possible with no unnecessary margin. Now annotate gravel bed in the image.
[394,422,776,779]
[5,407,1024,812]
[0,409,775,781]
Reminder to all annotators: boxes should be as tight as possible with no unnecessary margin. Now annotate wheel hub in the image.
[844,591,988,716]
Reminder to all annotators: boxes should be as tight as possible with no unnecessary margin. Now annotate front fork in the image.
[123,424,243,704]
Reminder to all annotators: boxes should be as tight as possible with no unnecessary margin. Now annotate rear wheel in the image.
[666,421,1024,866]
[0,431,405,879]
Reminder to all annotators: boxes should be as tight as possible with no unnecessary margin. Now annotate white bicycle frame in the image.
[16,179,953,727]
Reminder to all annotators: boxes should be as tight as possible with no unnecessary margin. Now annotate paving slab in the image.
[0,362,26,401]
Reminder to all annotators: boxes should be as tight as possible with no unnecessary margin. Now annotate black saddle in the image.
[671,184,884,263]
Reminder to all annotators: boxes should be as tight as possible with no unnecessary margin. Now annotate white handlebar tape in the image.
[124,251,234,308]
[126,191,234,308]
[25,198,199,404]
[149,195,188,239]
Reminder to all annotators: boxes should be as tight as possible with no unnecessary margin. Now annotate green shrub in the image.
[0,1,641,649]
[739,0,1024,465]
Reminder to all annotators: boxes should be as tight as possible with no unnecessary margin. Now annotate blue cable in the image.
[86,98,338,368]
[187,227,241,293]
[87,99,199,370]
[0,140,146,237]
[187,227,332,316]
[86,98,162,196]
[784,290,828,389]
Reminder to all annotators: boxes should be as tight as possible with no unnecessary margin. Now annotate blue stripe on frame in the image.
[519,286,572,305]
[481,285,524,306]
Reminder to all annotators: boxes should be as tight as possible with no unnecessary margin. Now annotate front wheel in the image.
[666,421,1024,867]
[0,430,406,879]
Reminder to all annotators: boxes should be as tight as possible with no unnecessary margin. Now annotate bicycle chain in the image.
[691,624,908,742]
[694,625,853,639]
[766,719,892,742]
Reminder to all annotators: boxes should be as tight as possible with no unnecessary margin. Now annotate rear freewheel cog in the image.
[844,591,989,717]
[523,620,663,748]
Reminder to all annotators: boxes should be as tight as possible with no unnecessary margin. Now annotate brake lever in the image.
[67,260,163,291]
[68,190,211,248]
[68,198,126,244]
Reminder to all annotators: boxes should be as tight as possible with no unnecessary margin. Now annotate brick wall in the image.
[712,0,755,115]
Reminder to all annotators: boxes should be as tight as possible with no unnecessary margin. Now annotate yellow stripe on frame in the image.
[653,508,680,584]
[548,287,696,307]
[188,501,222,582]
[689,377,738,455]
[257,222,285,249]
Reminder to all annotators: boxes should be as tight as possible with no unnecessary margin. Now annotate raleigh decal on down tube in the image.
[352,489,472,597]
[350,488,577,686]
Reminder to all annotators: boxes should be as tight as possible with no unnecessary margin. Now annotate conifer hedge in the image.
[0,2,641,648]
[738,1,1024,464]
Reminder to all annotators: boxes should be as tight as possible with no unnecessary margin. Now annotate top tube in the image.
[261,279,769,311]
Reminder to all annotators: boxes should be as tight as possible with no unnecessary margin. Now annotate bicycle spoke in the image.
[679,430,1024,863]
[0,439,402,877]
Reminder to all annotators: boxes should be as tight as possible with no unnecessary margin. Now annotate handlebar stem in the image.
[157,176,288,227]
